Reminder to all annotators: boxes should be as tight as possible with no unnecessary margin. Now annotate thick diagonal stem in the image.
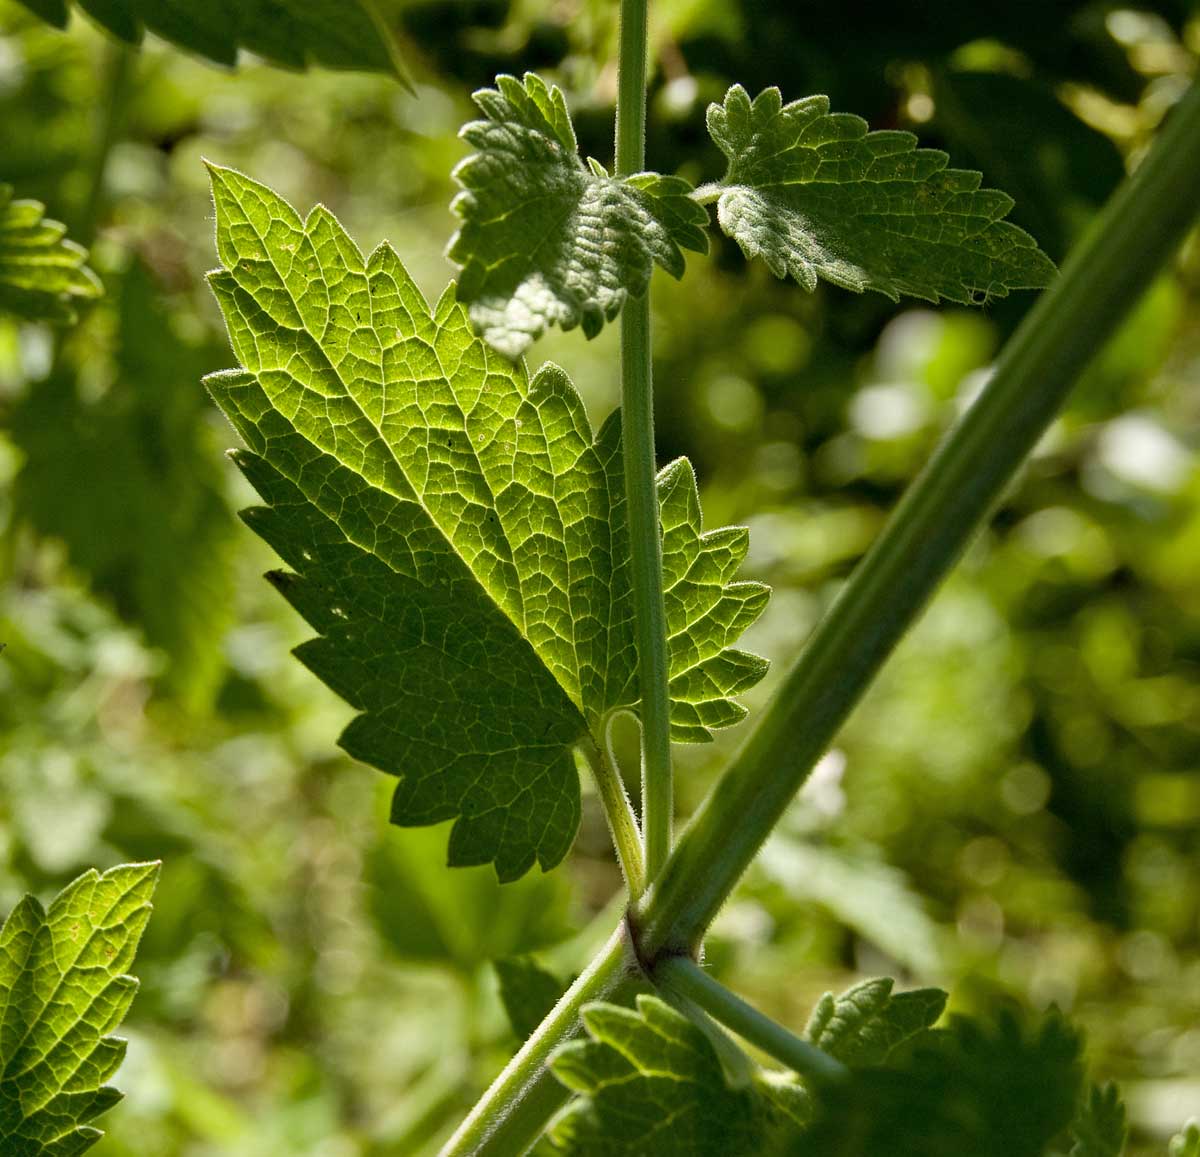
[637,78,1200,959]
[615,0,673,882]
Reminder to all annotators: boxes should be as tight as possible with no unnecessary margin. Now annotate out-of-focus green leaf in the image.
[448,72,708,356]
[0,184,101,323]
[1068,1083,1126,1157]
[494,957,566,1040]
[0,863,159,1156]
[1171,1122,1200,1157]
[11,261,236,709]
[803,977,946,1067]
[204,164,767,880]
[706,85,1056,304]
[14,0,410,83]
[800,1006,1085,1157]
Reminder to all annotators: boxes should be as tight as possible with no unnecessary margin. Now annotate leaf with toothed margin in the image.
[706,85,1056,305]
[15,0,410,84]
[803,977,946,1068]
[548,995,813,1156]
[0,184,101,324]
[448,72,710,358]
[203,164,768,881]
[0,862,159,1157]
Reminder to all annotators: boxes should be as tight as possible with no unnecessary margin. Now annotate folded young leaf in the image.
[707,85,1056,305]
[803,977,947,1067]
[16,0,409,82]
[1068,1083,1127,1157]
[448,73,709,357]
[0,185,101,324]
[0,862,159,1157]
[204,166,767,880]
[549,995,810,1156]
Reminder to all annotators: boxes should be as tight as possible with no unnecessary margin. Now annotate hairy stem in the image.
[615,0,673,881]
[637,76,1200,958]
[656,957,847,1084]
[579,736,646,899]
[437,925,642,1157]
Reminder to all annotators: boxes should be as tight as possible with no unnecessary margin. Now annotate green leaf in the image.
[11,261,236,709]
[495,957,568,1041]
[706,85,1056,305]
[0,862,159,1157]
[0,185,101,324]
[204,165,767,880]
[803,977,947,1068]
[1171,1122,1200,1157]
[15,0,409,83]
[1068,1083,1127,1157]
[448,72,709,357]
[548,995,810,1156]
[801,1005,1085,1157]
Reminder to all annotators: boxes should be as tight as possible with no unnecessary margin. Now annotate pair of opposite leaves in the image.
[205,74,1054,882]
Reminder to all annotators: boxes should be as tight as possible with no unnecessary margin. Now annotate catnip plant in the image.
[2,2,1200,1155]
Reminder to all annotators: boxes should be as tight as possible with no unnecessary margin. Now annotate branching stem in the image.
[656,957,847,1084]
[615,0,673,882]
[637,77,1200,959]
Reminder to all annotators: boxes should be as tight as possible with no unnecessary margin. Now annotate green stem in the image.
[579,736,646,900]
[615,0,673,882]
[436,925,642,1157]
[637,76,1200,959]
[79,41,135,245]
[656,957,847,1084]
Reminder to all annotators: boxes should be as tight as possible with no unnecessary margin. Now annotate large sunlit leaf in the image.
[448,72,709,357]
[0,185,100,324]
[0,863,159,1156]
[204,165,767,880]
[15,0,409,82]
[706,85,1056,304]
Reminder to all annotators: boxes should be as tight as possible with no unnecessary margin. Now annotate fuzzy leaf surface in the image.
[449,73,709,357]
[0,863,159,1156]
[15,0,407,80]
[205,166,767,880]
[548,995,810,1156]
[707,85,1056,304]
[0,185,101,324]
[803,977,947,1067]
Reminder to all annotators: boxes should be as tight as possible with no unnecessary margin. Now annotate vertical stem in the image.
[615,0,673,881]
[578,737,646,900]
[79,41,135,245]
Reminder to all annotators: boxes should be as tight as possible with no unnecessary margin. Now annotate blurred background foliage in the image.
[1,0,1198,1153]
